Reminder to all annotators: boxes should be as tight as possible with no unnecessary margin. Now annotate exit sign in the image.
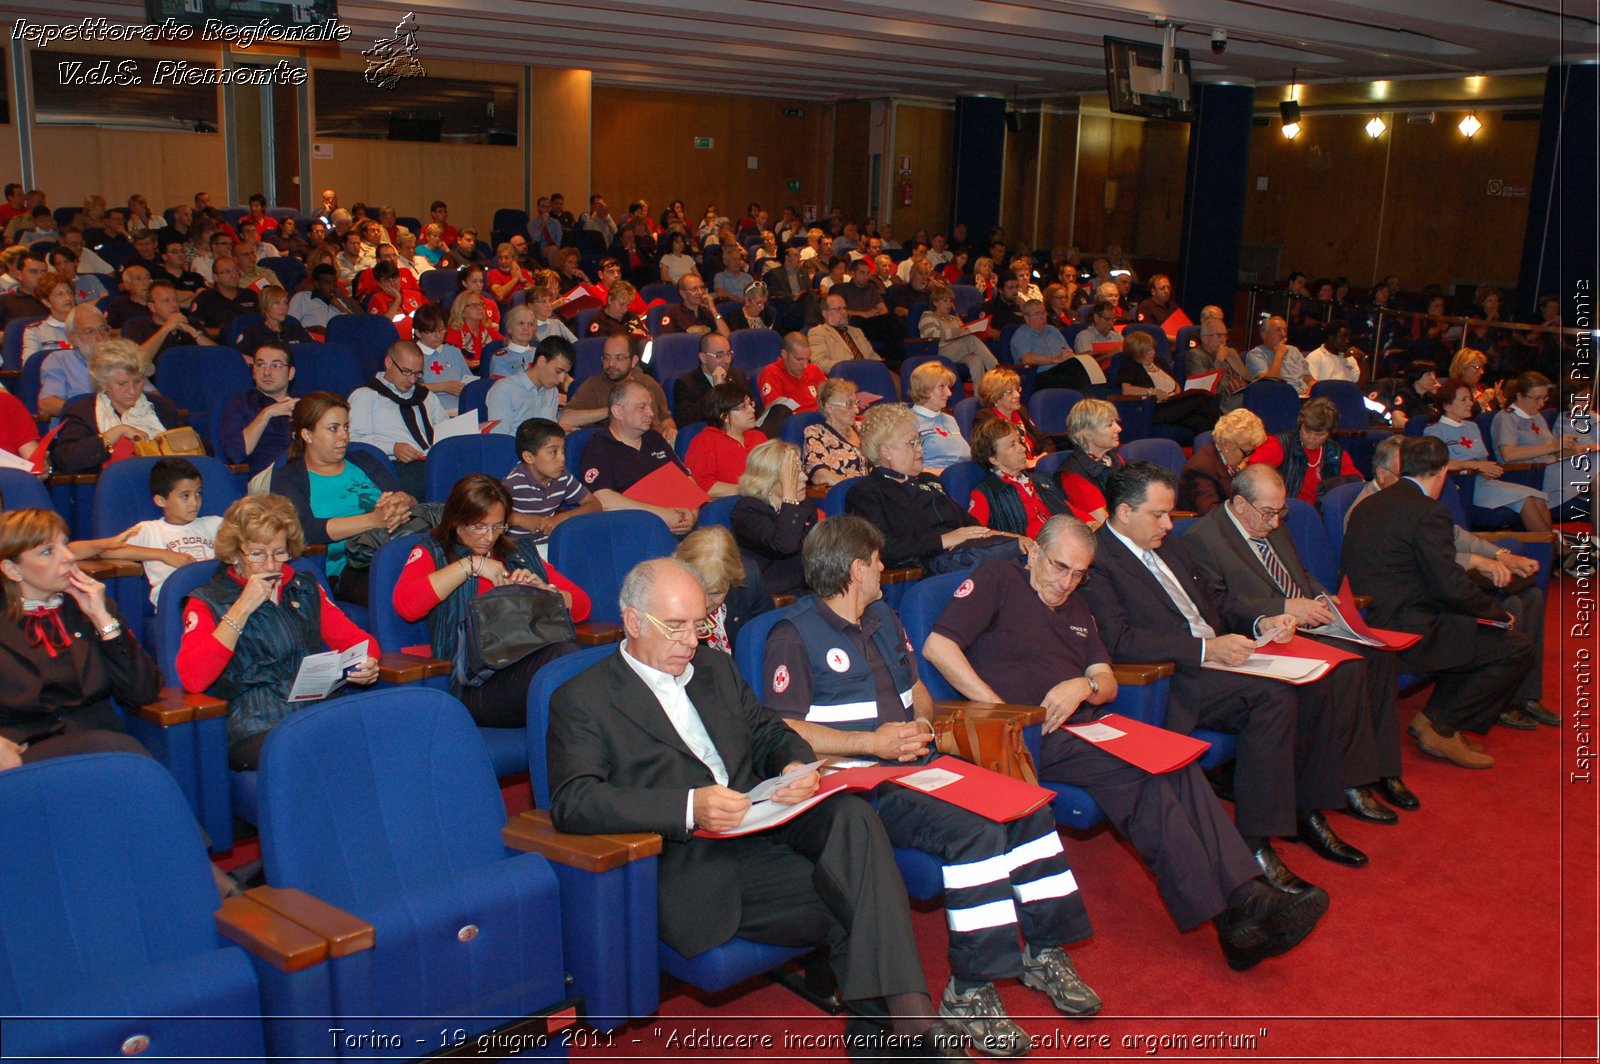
[693,136,714,149]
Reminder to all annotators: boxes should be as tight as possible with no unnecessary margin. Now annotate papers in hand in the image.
[1254,624,1292,647]
[1203,652,1330,684]
[744,759,825,803]
[1300,593,1386,647]
[431,409,490,443]
[959,314,992,337]
[287,640,369,703]
[1304,579,1422,650]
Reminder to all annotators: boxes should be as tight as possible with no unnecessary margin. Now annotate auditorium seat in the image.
[423,432,518,501]
[548,511,677,624]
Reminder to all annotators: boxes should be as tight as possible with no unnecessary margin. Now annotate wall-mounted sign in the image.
[694,136,714,149]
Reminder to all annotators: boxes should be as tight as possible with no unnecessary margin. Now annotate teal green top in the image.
[308,461,381,577]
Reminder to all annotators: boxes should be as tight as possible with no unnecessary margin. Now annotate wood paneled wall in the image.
[831,101,871,224]
[889,102,953,240]
[307,138,523,237]
[32,127,227,218]
[1241,112,1536,287]
[591,87,829,224]
[1062,114,1187,258]
[529,68,591,214]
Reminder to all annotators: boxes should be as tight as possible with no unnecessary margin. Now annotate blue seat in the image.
[17,345,47,414]
[645,303,672,337]
[674,420,707,461]
[1121,438,1186,480]
[154,346,252,449]
[564,426,599,478]
[257,688,599,1049]
[1027,388,1082,435]
[648,333,701,388]
[419,267,459,306]
[780,411,822,448]
[423,432,519,501]
[1193,430,1213,453]
[548,511,677,624]
[1320,480,1366,559]
[900,352,959,396]
[491,208,529,247]
[953,396,979,440]
[828,359,896,401]
[226,315,264,350]
[1309,379,1371,432]
[696,494,740,529]
[1282,498,1339,591]
[343,441,396,485]
[1174,324,1201,361]
[574,307,600,338]
[640,282,678,305]
[570,336,607,394]
[730,328,782,383]
[3,315,44,372]
[0,753,325,1061]
[325,315,400,377]
[258,256,305,295]
[997,324,1022,365]
[288,342,363,398]
[0,467,52,509]
[458,376,495,420]
[821,476,861,517]
[938,459,985,508]
[952,284,982,318]
[1242,379,1302,436]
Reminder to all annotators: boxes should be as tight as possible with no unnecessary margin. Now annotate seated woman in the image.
[726,282,776,332]
[675,525,771,652]
[685,382,766,497]
[393,474,587,727]
[0,508,158,768]
[20,269,75,364]
[51,339,187,474]
[1493,371,1598,517]
[1391,360,1440,428]
[488,304,544,378]
[731,439,818,597]
[845,402,1023,574]
[972,367,1055,460]
[1055,398,1126,527]
[1043,282,1075,333]
[1449,348,1496,412]
[1177,407,1266,515]
[1427,377,1560,541]
[176,495,380,770]
[266,392,416,607]
[970,256,998,301]
[457,265,502,332]
[803,378,868,487]
[236,284,312,357]
[965,418,1080,536]
[917,282,997,379]
[1247,396,1361,508]
[1116,330,1218,437]
[445,291,503,369]
[907,360,971,473]
[658,231,697,284]
[528,287,579,346]
[587,280,650,341]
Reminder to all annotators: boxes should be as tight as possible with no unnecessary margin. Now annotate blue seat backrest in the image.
[1174,324,1201,358]
[226,316,263,351]
[952,285,982,318]
[640,283,678,305]
[900,353,957,396]
[938,460,985,508]
[828,360,895,400]
[548,510,677,624]
[574,307,600,338]
[997,324,1022,364]
[1121,438,1185,479]
[459,376,495,420]
[0,468,52,510]
[289,342,363,398]
[1193,430,1212,453]
[1036,450,1072,478]
[1309,379,1369,431]
[368,532,432,657]
[730,329,781,380]
[1283,498,1339,590]
[153,560,220,679]
[697,495,740,529]
[344,441,396,483]
[154,346,252,436]
[646,304,672,337]
[326,315,400,377]
[571,336,607,393]
[1320,480,1367,559]
[91,455,241,538]
[3,316,44,372]
[649,333,701,386]
[1476,410,1500,459]
[732,601,808,692]
[524,643,618,807]
[953,396,979,440]
[1243,379,1302,435]
[674,421,707,461]
[898,570,974,699]
[904,302,930,338]
[420,268,459,306]
[258,256,305,294]
[18,348,46,413]
[564,426,599,478]
[424,434,518,502]
[821,476,861,517]
[780,410,823,447]
[1438,475,1471,529]
[256,688,508,913]
[1027,388,1082,434]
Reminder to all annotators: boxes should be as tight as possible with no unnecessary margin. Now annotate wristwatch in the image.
[96,620,123,639]
[1085,675,1100,696]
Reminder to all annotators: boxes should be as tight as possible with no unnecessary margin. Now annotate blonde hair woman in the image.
[1177,408,1265,515]
[907,359,971,472]
[674,525,751,652]
[918,282,998,379]
[731,439,817,597]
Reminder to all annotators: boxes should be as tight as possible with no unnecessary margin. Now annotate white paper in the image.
[822,759,877,771]
[1254,624,1291,647]
[286,640,369,703]
[893,766,963,793]
[745,758,826,803]
[0,448,34,473]
[431,410,482,443]
[1203,653,1329,683]
[1064,721,1127,743]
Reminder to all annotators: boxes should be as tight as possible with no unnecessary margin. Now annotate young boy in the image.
[502,418,600,556]
[121,458,224,605]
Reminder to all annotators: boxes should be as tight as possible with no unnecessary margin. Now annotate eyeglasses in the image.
[896,437,925,450]
[1244,498,1291,522]
[244,548,291,564]
[643,611,717,643]
[463,522,510,537]
[388,359,424,379]
[254,360,288,371]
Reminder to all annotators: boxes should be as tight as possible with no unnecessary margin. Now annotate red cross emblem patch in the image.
[826,648,851,672]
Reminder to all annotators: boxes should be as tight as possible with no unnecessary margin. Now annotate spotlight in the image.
[1459,112,1482,138]
[1280,99,1302,139]
[1365,115,1387,139]
[1281,121,1301,140]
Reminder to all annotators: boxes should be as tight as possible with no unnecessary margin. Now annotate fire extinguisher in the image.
[899,171,913,207]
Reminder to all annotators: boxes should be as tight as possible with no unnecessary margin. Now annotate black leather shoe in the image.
[1497,707,1539,731]
[1217,879,1331,971]
[1295,812,1369,866]
[1253,843,1315,894]
[1376,776,1420,811]
[1343,785,1399,824]
[1522,700,1560,727]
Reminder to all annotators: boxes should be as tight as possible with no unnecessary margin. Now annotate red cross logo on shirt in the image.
[1459,437,1474,450]
[430,360,444,375]
[826,648,851,672]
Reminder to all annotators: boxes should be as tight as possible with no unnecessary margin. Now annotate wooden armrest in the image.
[881,566,924,585]
[1106,394,1153,404]
[806,484,828,499]
[773,593,797,608]
[1170,510,1196,521]
[77,559,143,580]
[1483,531,1555,544]
[301,543,327,556]
[377,650,447,683]
[1352,594,1372,609]
[0,369,19,381]
[932,699,1047,727]
[215,894,329,972]
[130,688,227,726]
[503,809,662,872]
[244,885,375,958]
[228,463,249,474]
[1110,662,1176,684]
[573,621,623,645]
[45,473,96,488]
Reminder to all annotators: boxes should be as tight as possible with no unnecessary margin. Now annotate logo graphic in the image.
[363,12,426,90]
[954,579,975,598]
[184,610,199,634]
[772,665,790,693]
[583,467,598,484]
[826,648,851,672]
[407,546,424,565]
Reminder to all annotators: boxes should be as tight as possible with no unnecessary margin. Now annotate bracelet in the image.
[96,620,123,640]
[219,614,244,638]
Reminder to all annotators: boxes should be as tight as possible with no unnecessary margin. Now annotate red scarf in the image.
[22,602,71,658]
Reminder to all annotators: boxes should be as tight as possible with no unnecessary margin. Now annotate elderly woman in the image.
[965,418,1080,536]
[1054,398,1126,526]
[0,508,159,768]
[684,382,766,497]
[907,360,971,472]
[1117,330,1218,437]
[51,340,187,474]
[1449,348,1496,411]
[393,474,587,726]
[803,377,869,486]
[917,282,998,379]
[674,526,770,652]
[1493,371,1598,514]
[445,290,503,369]
[726,281,776,332]
[971,256,998,301]
[554,247,590,301]
[236,284,312,356]
[1247,396,1361,507]
[265,392,415,607]
[1178,408,1266,515]
[20,270,75,364]
[731,439,818,597]
[176,495,379,770]
[972,367,1054,460]
[845,403,1021,573]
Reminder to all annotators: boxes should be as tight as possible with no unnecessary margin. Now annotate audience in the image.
[731,439,817,597]
[683,383,765,496]
[1246,397,1361,508]
[51,340,187,474]
[577,379,698,534]
[803,377,869,487]
[673,333,749,427]
[808,291,878,372]
[1177,408,1267,515]
[966,418,1080,535]
[1055,398,1127,526]
[502,417,600,552]
[564,334,675,439]
[1118,330,1217,437]
[917,282,996,378]
[19,269,75,365]
[1244,315,1313,396]
[973,367,1055,459]
[348,340,449,497]
[218,341,299,475]
[757,331,827,416]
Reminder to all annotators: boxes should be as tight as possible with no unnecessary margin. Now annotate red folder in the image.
[879,756,1055,822]
[1185,370,1221,396]
[1268,633,1362,666]
[1090,340,1123,355]
[624,461,711,510]
[1335,577,1423,650]
[1061,713,1211,774]
[31,423,63,475]
[1159,306,1193,340]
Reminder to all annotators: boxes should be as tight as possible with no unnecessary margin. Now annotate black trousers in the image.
[393,458,427,500]
[330,564,371,608]
[730,794,928,1004]
[1425,627,1536,734]
[1294,659,1379,804]
[20,727,148,764]
[1184,669,1299,838]
[1040,734,1259,930]
[458,641,580,729]
[1304,637,1404,779]
[1152,393,1221,436]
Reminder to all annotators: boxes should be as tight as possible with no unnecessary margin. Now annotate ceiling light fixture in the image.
[1365,115,1387,139]
[1281,68,1302,140]
[1459,112,1482,138]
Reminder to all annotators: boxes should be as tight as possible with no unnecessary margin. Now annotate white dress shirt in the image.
[621,641,730,830]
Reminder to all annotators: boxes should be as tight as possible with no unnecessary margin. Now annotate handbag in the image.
[132,426,205,457]
[934,707,1039,785]
[340,503,444,570]
[453,583,576,688]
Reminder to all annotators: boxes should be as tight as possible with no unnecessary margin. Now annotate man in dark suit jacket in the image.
[671,332,752,427]
[1183,465,1413,818]
[1082,461,1370,885]
[547,558,955,1050]
[1343,437,1535,769]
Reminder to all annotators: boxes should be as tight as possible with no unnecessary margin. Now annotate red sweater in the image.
[684,427,766,492]
[393,546,591,624]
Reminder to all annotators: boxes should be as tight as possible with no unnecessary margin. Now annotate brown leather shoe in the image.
[1415,721,1494,769]
[1409,712,1484,752]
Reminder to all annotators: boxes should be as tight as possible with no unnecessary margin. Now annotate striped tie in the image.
[1250,538,1304,599]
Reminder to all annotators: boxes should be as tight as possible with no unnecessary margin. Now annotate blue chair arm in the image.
[123,690,232,852]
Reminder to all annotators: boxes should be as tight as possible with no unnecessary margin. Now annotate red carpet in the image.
[569,570,1598,1062]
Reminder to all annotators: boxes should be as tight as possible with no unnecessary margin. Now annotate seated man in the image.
[151,237,205,307]
[1305,321,1363,384]
[712,245,755,302]
[190,230,232,284]
[924,514,1329,971]
[982,275,1025,334]
[563,334,676,440]
[502,417,600,551]
[764,516,1100,1054]
[1244,315,1314,396]
[547,558,964,1058]
[673,332,751,427]
[288,263,362,335]
[105,262,154,331]
[348,340,449,497]
[124,278,215,360]
[808,292,879,374]
[758,331,827,415]
[188,257,258,342]
[1183,465,1413,817]
[37,305,106,419]
[1082,461,1376,880]
[234,241,281,294]
[217,341,298,475]
[1343,437,1537,768]
[836,257,903,364]
[660,274,730,337]
[1134,274,1178,327]
[486,335,578,436]
[578,379,698,534]
[1014,299,1102,395]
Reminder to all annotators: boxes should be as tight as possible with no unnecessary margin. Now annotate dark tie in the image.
[1250,538,1304,599]
[838,326,867,361]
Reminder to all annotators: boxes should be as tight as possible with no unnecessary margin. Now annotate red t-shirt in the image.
[757,362,827,414]
[0,390,41,456]
[1248,437,1360,505]
[392,546,591,628]
[446,322,503,365]
[684,426,766,491]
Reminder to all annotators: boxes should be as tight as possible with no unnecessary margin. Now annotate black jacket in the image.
[51,392,187,474]
[845,467,977,568]
[0,598,161,744]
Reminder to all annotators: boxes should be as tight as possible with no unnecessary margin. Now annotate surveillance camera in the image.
[1211,28,1227,54]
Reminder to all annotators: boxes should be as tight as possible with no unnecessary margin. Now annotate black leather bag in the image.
[453,584,576,688]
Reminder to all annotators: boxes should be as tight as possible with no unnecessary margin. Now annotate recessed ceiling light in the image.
[1365,115,1387,139]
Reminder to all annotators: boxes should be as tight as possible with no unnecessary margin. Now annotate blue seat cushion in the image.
[657,939,810,994]
[479,726,528,779]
